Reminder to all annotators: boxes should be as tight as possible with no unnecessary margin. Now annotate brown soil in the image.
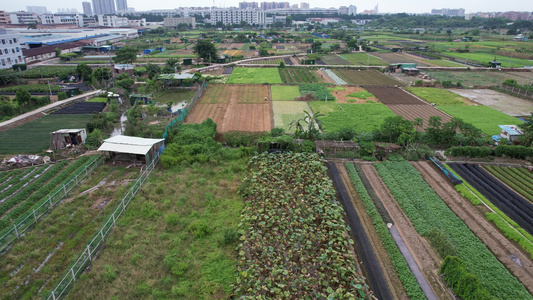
[314,70,336,84]
[360,164,452,300]
[412,161,533,296]
[386,105,452,131]
[333,161,408,299]
[334,86,380,104]
[365,87,426,105]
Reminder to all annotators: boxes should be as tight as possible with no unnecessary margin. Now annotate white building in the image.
[8,12,40,24]
[40,14,84,27]
[210,10,266,25]
[348,5,357,15]
[98,15,129,27]
[265,15,286,26]
[431,8,465,17]
[0,35,25,69]
[163,17,196,29]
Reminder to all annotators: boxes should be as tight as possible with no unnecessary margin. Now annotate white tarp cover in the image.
[97,135,164,155]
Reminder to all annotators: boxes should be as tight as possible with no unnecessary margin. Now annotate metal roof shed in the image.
[97,135,165,164]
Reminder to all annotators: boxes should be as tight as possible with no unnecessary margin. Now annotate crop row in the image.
[0,84,62,93]
[0,162,68,230]
[0,169,22,186]
[345,162,425,299]
[375,160,531,299]
[0,166,38,199]
[279,68,318,84]
[444,165,533,257]
[235,153,370,298]
[0,156,92,232]
[18,66,77,79]
[299,83,335,100]
[0,165,49,214]
[485,166,533,202]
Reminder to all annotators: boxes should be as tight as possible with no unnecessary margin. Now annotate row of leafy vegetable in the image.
[345,162,425,299]
[0,165,51,214]
[234,153,372,299]
[299,83,335,101]
[0,169,23,189]
[0,84,62,93]
[375,159,531,299]
[0,156,94,233]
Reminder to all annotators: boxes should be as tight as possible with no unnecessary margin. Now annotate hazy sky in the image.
[4,0,532,14]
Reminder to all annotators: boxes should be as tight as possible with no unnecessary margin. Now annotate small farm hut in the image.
[97,135,164,164]
[50,129,87,150]
[493,125,524,144]
[374,142,402,160]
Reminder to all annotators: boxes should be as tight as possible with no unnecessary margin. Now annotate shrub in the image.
[440,256,492,300]
[188,220,211,237]
[221,227,239,245]
[57,92,68,101]
[165,213,180,226]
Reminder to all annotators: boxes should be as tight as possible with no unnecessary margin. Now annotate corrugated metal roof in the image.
[52,129,85,134]
[98,143,153,155]
[103,135,163,146]
[159,73,195,80]
[499,125,523,136]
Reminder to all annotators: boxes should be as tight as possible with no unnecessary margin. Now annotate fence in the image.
[45,155,160,300]
[162,79,206,139]
[497,84,533,101]
[0,156,103,253]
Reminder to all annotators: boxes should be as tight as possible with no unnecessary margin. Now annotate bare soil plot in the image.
[314,69,336,84]
[412,161,533,296]
[334,70,402,86]
[320,54,352,65]
[186,84,272,132]
[387,105,452,130]
[365,87,425,105]
[427,71,533,87]
[199,84,269,104]
[448,89,533,117]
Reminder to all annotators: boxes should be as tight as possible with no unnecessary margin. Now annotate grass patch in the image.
[340,53,386,66]
[156,89,194,104]
[405,87,470,106]
[327,86,346,91]
[439,105,524,135]
[309,101,396,133]
[227,67,282,84]
[346,90,375,100]
[443,51,533,68]
[271,86,301,101]
[87,97,109,103]
[272,101,312,132]
[0,114,93,154]
[67,160,246,299]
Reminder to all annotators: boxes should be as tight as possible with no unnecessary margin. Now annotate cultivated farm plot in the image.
[370,52,433,67]
[329,86,379,104]
[438,105,524,135]
[0,114,93,154]
[365,87,425,105]
[246,58,284,65]
[448,89,533,117]
[340,53,386,66]
[222,49,249,56]
[333,70,401,86]
[309,101,397,133]
[320,54,352,65]
[484,166,533,203]
[278,68,319,84]
[186,84,272,132]
[272,101,313,133]
[387,105,452,130]
[271,86,302,101]
[443,51,533,68]
[227,67,282,84]
[406,87,473,106]
[426,71,533,87]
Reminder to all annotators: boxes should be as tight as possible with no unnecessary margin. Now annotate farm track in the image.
[360,164,451,300]
[327,163,393,300]
[333,162,408,300]
[412,161,533,296]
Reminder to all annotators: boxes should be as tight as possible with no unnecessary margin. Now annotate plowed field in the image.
[365,87,424,105]
[387,105,452,129]
[185,84,272,132]
[333,70,401,86]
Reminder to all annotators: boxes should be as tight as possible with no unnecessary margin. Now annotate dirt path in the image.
[315,69,336,84]
[360,164,452,300]
[412,161,533,295]
[334,162,408,300]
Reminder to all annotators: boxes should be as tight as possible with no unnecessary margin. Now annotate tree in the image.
[55,48,62,57]
[27,22,37,30]
[76,63,93,83]
[114,46,138,64]
[378,116,415,143]
[145,63,161,80]
[165,57,180,72]
[193,39,218,63]
[289,110,323,140]
[15,90,32,106]
[93,67,112,81]
[519,113,533,147]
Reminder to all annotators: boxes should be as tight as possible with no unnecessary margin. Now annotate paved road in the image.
[0,90,102,130]
[389,225,438,300]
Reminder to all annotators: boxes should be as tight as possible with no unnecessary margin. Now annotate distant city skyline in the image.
[2,0,531,15]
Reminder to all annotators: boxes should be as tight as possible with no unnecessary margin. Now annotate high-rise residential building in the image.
[210,9,265,25]
[92,0,116,15]
[116,0,128,12]
[26,6,47,14]
[164,17,196,28]
[300,2,309,9]
[82,2,93,16]
[260,2,290,10]
[431,8,465,17]
[348,5,357,15]
[239,2,258,9]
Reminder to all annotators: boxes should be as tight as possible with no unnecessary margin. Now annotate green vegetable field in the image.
[438,105,524,135]
[0,114,93,154]
[375,160,532,299]
[405,87,470,106]
[227,67,282,84]
[270,85,301,101]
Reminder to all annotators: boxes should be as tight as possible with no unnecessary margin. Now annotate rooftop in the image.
[499,125,524,136]
[97,135,164,156]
